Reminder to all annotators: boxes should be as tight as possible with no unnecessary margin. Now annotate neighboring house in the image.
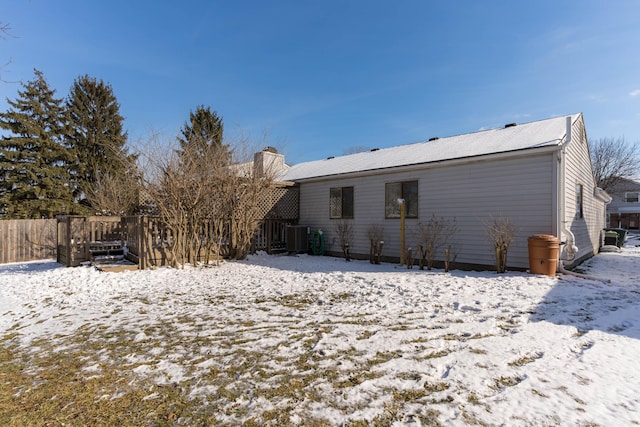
[606,178,640,230]
[276,113,610,270]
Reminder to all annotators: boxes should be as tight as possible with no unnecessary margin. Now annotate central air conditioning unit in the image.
[287,225,309,253]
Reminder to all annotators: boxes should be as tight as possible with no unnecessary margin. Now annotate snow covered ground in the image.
[1,234,640,425]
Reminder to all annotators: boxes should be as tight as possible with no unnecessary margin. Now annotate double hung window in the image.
[385,180,418,218]
[330,187,354,219]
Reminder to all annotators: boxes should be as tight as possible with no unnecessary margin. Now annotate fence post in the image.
[66,216,73,266]
[139,216,146,270]
[266,220,272,254]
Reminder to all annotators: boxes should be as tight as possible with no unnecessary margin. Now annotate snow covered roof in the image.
[279,113,580,181]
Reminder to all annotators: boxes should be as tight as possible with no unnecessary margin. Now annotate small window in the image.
[625,192,639,203]
[330,186,354,219]
[385,180,418,218]
[576,184,584,219]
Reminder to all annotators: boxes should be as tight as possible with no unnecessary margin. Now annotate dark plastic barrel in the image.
[528,234,560,276]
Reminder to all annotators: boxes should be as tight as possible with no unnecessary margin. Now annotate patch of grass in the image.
[392,388,430,402]
[490,375,525,391]
[416,349,450,361]
[423,381,449,393]
[467,391,481,404]
[355,329,377,340]
[330,292,353,302]
[279,294,317,309]
[461,410,491,426]
[4,301,457,426]
[531,388,549,398]
[508,351,543,367]
[441,332,484,341]
[366,350,402,367]
[0,342,189,426]
[397,371,422,382]
[335,371,383,388]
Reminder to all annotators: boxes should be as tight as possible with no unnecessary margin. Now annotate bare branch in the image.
[485,216,517,273]
[1,22,15,82]
[416,214,458,270]
[334,220,354,261]
[590,137,640,190]
[367,224,384,264]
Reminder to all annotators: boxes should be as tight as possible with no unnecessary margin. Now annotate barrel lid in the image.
[528,234,559,242]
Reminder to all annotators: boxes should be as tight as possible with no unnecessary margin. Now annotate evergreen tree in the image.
[0,69,75,218]
[177,105,228,167]
[66,74,136,206]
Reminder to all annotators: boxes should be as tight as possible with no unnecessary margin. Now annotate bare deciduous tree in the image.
[85,169,140,216]
[590,137,640,191]
[485,216,516,274]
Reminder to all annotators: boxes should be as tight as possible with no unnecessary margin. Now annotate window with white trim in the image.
[624,192,639,203]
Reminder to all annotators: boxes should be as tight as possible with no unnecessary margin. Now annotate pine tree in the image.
[0,69,75,218]
[66,75,136,207]
[177,105,228,168]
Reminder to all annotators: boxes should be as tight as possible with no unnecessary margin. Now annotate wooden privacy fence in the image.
[52,184,301,268]
[56,215,297,268]
[122,216,172,269]
[0,219,57,264]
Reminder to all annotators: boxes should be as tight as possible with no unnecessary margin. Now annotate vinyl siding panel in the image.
[299,150,557,269]
[563,116,606,265]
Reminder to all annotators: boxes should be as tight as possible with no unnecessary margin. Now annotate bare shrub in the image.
[137,130,281,267]
[140,138,231,267]
[443,244,459,273]
[485,216,517,273]
[85,167,140,216]
[416,215,458,270]
[334,220,353,261]
[367,224,384,264]
[405,247,414,269]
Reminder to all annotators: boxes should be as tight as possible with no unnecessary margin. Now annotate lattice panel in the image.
[258,186,299,219]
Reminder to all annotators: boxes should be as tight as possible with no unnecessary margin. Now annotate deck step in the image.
[93,254,125,263]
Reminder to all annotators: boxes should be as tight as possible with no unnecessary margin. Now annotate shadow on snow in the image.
[530,238,640,341]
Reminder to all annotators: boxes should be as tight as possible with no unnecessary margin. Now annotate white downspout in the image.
[558,116,578,267]
[556,116,611,283]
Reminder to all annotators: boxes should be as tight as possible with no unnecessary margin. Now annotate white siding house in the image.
[278,113,609,270]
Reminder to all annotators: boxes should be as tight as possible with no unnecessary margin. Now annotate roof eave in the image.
[289,144,561,183]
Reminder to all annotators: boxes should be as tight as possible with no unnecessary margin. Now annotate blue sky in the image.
[2,0,640,164]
